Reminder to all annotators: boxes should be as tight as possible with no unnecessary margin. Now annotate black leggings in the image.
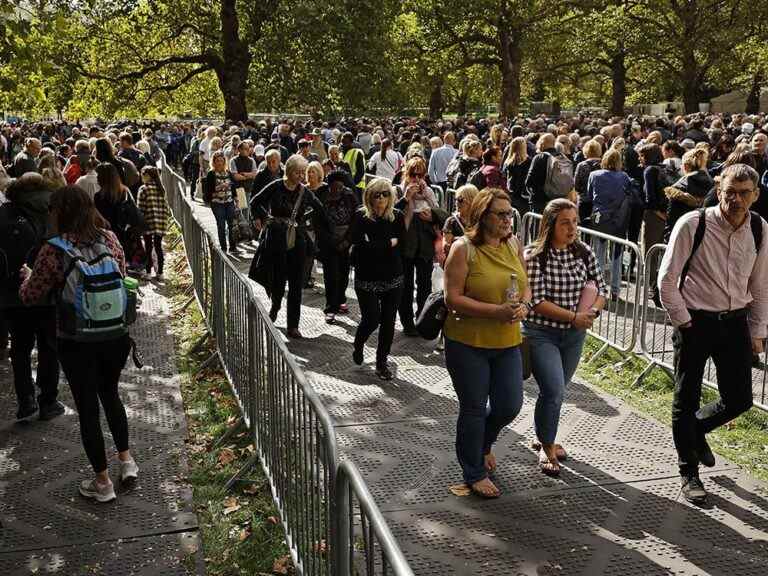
[355,286,402,368]
[143,234,165,274]
[59,336,131,474]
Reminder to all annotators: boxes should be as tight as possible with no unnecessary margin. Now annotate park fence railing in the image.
[158,155,413,575]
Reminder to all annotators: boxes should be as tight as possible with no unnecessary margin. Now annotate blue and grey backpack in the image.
[48,236,135,342]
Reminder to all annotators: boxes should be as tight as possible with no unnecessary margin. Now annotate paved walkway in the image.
[0,281,203,575]
[195,196,768,575]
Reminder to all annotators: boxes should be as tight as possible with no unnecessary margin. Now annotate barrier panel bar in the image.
[334,460,415,576]
[639,244,768,410]
[157,153,413,575]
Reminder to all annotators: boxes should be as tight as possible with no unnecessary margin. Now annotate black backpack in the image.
[0,203,43,292]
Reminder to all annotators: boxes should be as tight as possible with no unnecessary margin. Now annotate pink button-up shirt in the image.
[659,206,768,339]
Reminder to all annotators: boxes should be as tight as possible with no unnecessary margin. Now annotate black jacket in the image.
[394,198,447,261]
[349,209,405,283]
[663,170,713,242]
[525,148,557,210]
[250,166,283,202]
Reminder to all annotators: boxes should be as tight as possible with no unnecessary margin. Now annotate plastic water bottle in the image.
[505,273,519,305]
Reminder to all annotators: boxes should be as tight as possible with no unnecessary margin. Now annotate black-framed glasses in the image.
[373,191,391,199]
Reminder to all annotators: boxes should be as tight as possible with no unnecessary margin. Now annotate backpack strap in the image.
[750,210,763,253]
[678,208,707,292]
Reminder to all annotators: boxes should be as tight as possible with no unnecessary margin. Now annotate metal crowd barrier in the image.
[157,154,412,575]
[335,461,415,576]
[639,244,768,410]
[520,211,644,355]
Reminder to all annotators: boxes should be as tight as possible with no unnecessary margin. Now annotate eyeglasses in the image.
[373,191,391,199]
[722,187,755,200]
[488,210,514,220]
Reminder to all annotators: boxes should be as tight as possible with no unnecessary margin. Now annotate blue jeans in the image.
[211,201,236,251]
[444,338,523,485]
[596,238,622,296]
[523,323,587,445]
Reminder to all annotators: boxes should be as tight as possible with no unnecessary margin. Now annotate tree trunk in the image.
[456,72,468,116]
[217,0,251,122]
[428,77,443,120]
[498,30,521,118]
[680,51,700,114]
[746,71,763,114]
[610,48,626,116]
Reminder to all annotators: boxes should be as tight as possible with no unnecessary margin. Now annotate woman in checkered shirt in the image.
[523,199,607,476]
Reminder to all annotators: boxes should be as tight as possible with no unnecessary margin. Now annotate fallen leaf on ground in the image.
[449,484,471,497]
[242,484,260,495]
[223,496,239,508]
[217,447,236,466]
[238,528,251,542]
[223,504,241,516]
[272,555,292,574]
[266,516,279,525]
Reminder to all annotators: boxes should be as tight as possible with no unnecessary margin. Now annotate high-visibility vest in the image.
[343,148,366,190]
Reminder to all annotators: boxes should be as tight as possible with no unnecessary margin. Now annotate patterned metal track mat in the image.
[0,281,202,575]
[189,196,768,575]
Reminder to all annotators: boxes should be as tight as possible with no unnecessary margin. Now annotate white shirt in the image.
[199,137,212,161]
[367,149,401,181]
[76,172,100,199]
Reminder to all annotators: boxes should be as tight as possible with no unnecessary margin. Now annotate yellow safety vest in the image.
[343,148,366,190]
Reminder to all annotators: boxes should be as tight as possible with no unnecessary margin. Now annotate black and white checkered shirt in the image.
[525,242,608,329]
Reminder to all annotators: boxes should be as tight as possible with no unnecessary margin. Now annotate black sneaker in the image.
[681,474,707,504]
[16,396,38,420]
[352,345,363,366]
[697,435,716,468]
[39,400,66,421]
[375,364,393,381]
[269,307,279,322]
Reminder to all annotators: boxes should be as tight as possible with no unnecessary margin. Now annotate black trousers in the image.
[6,307,60,406]
[59,335,131,474]
[322,250,350,313]
[355,286,403,368]
[399,257,432,330]
[672,311,753,476]
[626,204,644,275]
[143,234,164,274]
[272,243,307,330]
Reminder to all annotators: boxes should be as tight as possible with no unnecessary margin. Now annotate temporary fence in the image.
[639,244,768,410]
[158,154,412,575]
[521,212,644,355]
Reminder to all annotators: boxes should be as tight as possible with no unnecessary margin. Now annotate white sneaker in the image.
[79,478,116,503]
[120,458,139,485]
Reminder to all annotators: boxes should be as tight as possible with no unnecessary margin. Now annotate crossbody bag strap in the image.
[678,208,707,293]
[289,185,306,225]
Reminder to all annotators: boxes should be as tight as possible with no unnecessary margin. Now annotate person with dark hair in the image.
[0,173,63,420]
[137,166,169,279]
[95,162,144,266]
[638,143,668,258]
[20,185,139,503]
[475,146,506,191]
[524,199,607,475]
[367,138,402,181]
[659,163,768,504]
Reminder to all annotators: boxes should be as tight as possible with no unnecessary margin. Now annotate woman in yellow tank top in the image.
[443,188,532,498]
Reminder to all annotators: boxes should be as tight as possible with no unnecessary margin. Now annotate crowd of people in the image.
[2,108,767,507]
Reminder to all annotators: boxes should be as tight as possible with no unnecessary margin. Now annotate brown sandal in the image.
[531,441,568,461]
[538,448,561,477]
[470,477,501,499]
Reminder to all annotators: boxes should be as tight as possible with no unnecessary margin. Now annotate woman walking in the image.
[523,199,607,476]
[137,166,170,279]
[443,188,530,498]
[20,186,138,502]
[317,170,359,324]
[95,163,144,268]
[203,150,238,253]
[250,155,328,339]
[350,178,411,380]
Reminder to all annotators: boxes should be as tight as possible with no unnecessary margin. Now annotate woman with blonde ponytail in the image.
[663,147,713,242]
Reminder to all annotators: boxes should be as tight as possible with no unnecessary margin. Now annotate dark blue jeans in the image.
[211,201,236,251]
[444,337,523,485]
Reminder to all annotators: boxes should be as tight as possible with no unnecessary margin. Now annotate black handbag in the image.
[415,290,448,340]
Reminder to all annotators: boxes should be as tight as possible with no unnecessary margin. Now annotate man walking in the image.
[659,164,768,503]
[427,132,457,192]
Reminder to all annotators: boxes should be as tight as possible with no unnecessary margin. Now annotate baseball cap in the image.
[253,144,265,156]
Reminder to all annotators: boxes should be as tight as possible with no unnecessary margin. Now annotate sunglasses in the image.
[373,191,391,199]
[488,210,514,220]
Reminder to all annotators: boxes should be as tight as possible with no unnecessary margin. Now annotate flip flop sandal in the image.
[538,449,561,477]
[470,480,501,499]
[531,441,568,461]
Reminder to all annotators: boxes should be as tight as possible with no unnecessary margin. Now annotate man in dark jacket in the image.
[683,119,709,145]
[0,173,63,420]
[525,133,559,213]
[12,138,41,177]
[250,149,283,203]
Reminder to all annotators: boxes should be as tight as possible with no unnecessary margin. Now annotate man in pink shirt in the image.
[659,163,768,504]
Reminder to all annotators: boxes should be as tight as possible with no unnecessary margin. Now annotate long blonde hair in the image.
[682,147,708,173]
[362,178,395,222]
[504,137,528,168]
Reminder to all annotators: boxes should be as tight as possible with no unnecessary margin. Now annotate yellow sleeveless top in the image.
[444,239,527,349]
